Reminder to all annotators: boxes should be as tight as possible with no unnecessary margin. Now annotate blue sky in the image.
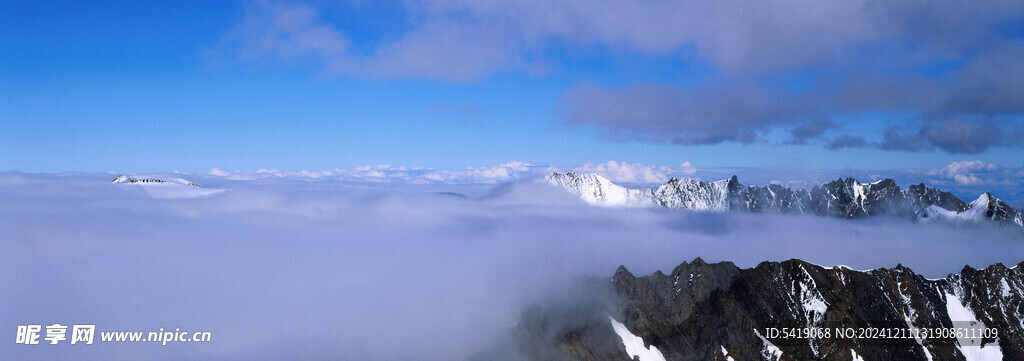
[2,0,1024,173]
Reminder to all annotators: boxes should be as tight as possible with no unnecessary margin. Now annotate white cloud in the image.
[572,161,663,183]
[199,161,703,185]
[574,161,667,183]
[952,174,983,186]
[927,160,999,186]
[422,161,535,183]
[570,160,697,183]
[209,167,230,177]
[200,161,538,184]
[678,161,697,175]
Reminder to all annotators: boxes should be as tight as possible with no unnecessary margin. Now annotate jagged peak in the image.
[864,178,897,188]
[785,258,820,269]
[668,258,738,277]
[970,192,994,207]
[676,259,1020,279]
[614,265,634,279]
[983,262,1008,272]
[547,171,581,179]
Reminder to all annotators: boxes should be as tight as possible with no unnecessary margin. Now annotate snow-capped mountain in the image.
[111,174,224,199]
[544,172,659,207]
[112,174,201,187]
[494,259,1024,361]
[545,172,1024,230]
[919,193,1024,229]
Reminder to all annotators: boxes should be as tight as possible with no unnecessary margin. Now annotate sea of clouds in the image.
[2,172,1022,360]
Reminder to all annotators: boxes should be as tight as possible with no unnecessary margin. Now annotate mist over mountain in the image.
[495,259,1023,361]
[547,172,1024,232]
[3,172,1023,360]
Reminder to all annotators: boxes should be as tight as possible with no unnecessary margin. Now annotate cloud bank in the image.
[3,172,1023,360]
[202,160,698,186]
[197,159,1024,207]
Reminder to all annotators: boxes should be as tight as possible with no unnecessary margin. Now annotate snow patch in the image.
[753,329,783,361]
[851,349,865,361]
[608,316,667,361]
[796,265,829,324]
[544,173,656,207]
[794,265,828,356]
[721,346,735,361]
[852,180,867,212]
[944,291,1003,361]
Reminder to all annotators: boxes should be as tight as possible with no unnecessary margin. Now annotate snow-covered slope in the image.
[919,193,1024,230]
[543,172,732,210]
[654,177,730,211]
[608,315,667,361]
[919,193,993,224]
[543,172,658,207]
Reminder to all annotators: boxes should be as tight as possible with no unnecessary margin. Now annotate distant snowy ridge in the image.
[113,175,201,187]
[111,175,224,199]
[545,172,1024,230]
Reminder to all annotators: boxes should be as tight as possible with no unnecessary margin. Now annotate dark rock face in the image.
[503,260,1024,361]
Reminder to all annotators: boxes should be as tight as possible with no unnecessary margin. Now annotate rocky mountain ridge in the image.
[498,259,1024,361]
[545,172,1024,231]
